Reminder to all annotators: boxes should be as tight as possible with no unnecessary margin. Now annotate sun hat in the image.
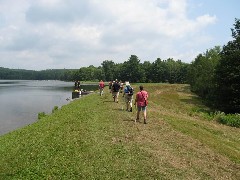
[125,81,130,86]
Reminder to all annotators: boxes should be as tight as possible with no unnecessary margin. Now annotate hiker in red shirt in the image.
[99,80,105,96]
[134,85,148,124]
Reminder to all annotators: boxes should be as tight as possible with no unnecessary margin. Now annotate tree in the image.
[141,61,152,83]
[151,58,166,83]
[188,46,221,100]
[101,60,115,81]
[95,66,105,81]
[215,18,240,113]
[176,60,189,84]
[121,55,144,83]
[165,58,179,83]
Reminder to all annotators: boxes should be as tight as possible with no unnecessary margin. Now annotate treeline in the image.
[63,57,189,84]
[0,58,189,84]
[188,18,240,114]
[0,68,73,80]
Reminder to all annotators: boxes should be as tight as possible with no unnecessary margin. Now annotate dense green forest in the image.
[1,19,239,114]
[63,57,189,83]
[0,68,73,80]
[0,57,189,84]
[188,18,240,114]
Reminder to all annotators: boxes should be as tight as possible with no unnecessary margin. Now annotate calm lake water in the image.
[0,80,97,135]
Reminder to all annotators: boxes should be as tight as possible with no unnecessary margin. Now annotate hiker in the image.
[112,79,120,103]
[120,80,124,93]
[74,80,78,90]
[109,81,113,93]
[77,81,80,90]
[123,81,134,112]
[134,85,148,124]
[99,80,105,96]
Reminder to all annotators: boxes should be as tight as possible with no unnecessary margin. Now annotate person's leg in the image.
[125,96,128,110]
[101,88,104,96]
[113,92,116,102]
[143,106,147,124]
[116,92,119,103]
[136,106,141,122]
[126,102,129,111]
[129,96,133,112]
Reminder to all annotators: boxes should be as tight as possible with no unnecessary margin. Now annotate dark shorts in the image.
[137,106,147,112]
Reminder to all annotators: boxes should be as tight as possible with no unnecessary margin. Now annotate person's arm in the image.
[134,94,138,107]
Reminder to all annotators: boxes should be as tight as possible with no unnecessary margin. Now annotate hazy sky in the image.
[0,0,239,70]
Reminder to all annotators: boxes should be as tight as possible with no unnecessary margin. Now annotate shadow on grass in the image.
[123,118,135,122]
[103,100,115,103]
[180,95,214,114]
[180,96,203,106]
[177,84,191,94]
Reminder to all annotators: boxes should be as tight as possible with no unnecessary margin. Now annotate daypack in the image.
[113,85,116,92]
[127,86,134,95]
[112,82,120,92]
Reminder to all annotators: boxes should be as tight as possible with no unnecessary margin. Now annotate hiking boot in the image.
[130,107,132,112]
[144,119,147,124]
[135,118,139,123]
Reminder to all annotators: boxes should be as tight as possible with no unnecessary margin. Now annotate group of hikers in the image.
[74,80,81,90]
[99,79,148,124]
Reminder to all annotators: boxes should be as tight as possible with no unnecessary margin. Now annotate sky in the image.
[0,0,239,70]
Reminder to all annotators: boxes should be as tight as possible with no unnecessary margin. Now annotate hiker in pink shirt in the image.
[99,80,105,96]
[134,85,148,124]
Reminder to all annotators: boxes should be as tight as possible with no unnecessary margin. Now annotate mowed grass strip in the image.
[0,83,239,179]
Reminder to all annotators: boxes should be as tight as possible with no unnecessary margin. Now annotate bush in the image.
[215,112,240,128]
[52,106,59,113]
[38,112,47,120]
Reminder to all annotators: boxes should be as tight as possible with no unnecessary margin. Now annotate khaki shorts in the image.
[125,95,133,103]
[112,91,119,97]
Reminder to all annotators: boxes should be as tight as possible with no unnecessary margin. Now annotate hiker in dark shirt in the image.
[77,81,80,90]
[109,81,113,93]
[74,81,78,90]
[112,79,120,103]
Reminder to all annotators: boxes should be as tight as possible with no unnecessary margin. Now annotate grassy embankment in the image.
[0,83,239,179]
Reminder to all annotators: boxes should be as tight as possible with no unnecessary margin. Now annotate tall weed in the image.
[214,112,240,128]
[37,112,47,120]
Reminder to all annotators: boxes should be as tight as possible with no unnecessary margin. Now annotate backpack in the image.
[113,82,120,92]
[127,86,134,96]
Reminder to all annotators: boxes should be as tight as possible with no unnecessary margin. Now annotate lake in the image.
[0,80,98,135]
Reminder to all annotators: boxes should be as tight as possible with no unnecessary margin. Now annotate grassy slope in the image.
[0,84,239,179]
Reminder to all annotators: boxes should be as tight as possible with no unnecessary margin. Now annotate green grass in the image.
[0,84,240,179]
